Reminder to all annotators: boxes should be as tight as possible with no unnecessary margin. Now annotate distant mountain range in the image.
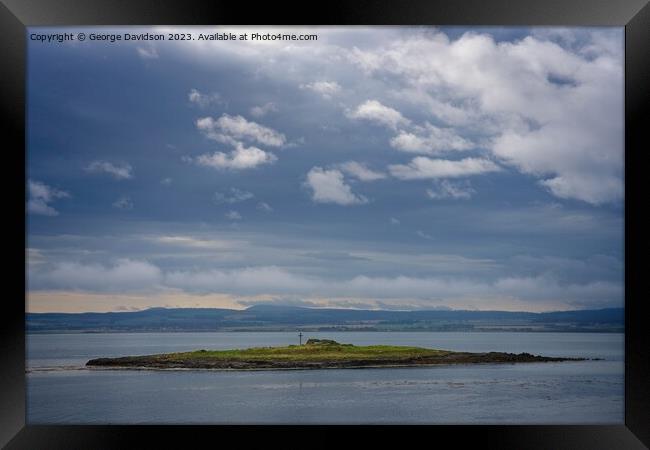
[26,305,624,333]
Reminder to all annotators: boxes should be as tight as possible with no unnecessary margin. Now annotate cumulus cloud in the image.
[195,143,277,170]
[193,113,284,170]
[426,180,475,200]
[347,30,623,204]
[136,46,158,59]
[346,100,410,130]
[214,188,254,204]
[112,196,134,210]
[188,88,225,108]
[305,167,368,205]
[390,123,474,154]
[225,210,242,220]
[493,129,623,204]
[538,174,622,205]
[153,235,235,250]
[27,180,70,216]
[160,27,622,203]
[85,161,133,180]
[257,202,273,212]
[250,102,279,117]
[299,81,342,99]
[389,157,501,180]
[416,230,434,240]
[196,114,286,147]
[338,161,387,181]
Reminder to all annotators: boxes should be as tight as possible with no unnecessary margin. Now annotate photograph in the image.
[24,25,627,426]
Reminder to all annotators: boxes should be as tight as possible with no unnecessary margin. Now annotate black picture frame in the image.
[2,0,648,448]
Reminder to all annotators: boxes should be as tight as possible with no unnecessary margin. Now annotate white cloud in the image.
[305,167,368,205]
[161,267,625,307]
[390,123,474,154]
[538,174,622,205]
[460,201,620,235]
[250,102,279,117]
[85,161,133,180]
[225,210,242,220]
[26,248,47,265]
[188,89,225,108]
[27,180,70,216]
[416,230,434,240]
[347,30,623,204]
[136,46,158,59]
[196,114,286,147]
[257,202,273,212]
[346,100,409,130]
[493,127,623,204]
[195,143,277,170]
[389,157,501,180]
[153,235,234,250]
[112,196,133,210]
[339,161,387,181]
[160,178,172,185]
[299,81,342,99]
[214,188,254,204]
[426,180,475,200]
[37,259,163,292]
[29,258,623,309]
[390,217,400,225]
[145,27,621,204]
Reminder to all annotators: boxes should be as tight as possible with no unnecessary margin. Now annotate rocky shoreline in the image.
[86,351,587,371]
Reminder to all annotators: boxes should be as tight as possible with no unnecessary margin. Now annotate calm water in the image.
[26,332,624,424]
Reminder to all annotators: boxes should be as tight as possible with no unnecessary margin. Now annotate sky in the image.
[26,26,624,313]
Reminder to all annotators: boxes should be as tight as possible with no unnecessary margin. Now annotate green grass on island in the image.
[146,340,449,361]
[86,338,587,371]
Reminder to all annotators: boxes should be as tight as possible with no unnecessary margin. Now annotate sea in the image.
[26,331,624,424]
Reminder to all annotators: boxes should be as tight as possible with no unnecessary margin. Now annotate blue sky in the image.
[26,26,624,312]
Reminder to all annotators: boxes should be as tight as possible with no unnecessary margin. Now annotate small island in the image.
[86,338,587,371]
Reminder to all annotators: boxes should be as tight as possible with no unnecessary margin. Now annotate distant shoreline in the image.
[26,328,625,334]
[85,339,590,372]
[26,305,625,334]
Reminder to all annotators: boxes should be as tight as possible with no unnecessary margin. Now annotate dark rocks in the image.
[305,339,343,346]
[86,351,587,371]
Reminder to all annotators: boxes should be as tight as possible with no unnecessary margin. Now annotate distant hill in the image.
[26,305,624,333]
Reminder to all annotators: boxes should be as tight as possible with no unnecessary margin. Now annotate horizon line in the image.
[26,304,624,315]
